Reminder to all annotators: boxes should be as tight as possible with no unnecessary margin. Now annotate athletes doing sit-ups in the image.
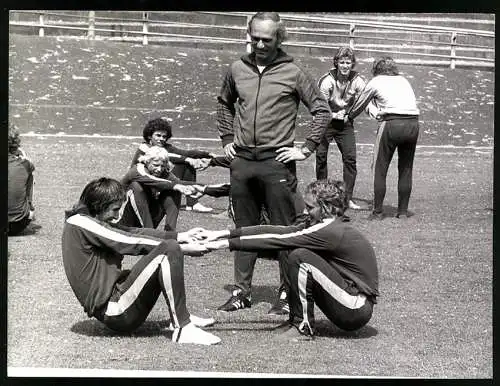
[121,146,229,231]
[130,117,229,213]
[199,179,379,341]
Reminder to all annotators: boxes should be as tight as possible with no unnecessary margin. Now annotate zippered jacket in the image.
[317,69,366,114]
[62,203,177,317]
[217,49,331,160]
[228,218,379,300]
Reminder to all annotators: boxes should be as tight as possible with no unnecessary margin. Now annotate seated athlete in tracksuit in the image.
[120,146,229,231]
[200,179,379,340]
[131,117,230,213]
[61,177,221,345]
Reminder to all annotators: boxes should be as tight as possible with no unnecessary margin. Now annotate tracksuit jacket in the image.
[217,49,331,160]
[317,69,366,114]
[227,218,379,302]
[130,142,212,167]
[62,204,177,317]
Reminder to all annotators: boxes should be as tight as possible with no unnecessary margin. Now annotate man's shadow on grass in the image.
[223,283,278,306]
[71,319,172,337]
[8,223,42,236]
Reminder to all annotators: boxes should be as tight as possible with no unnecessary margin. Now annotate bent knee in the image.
[287,248,310,263]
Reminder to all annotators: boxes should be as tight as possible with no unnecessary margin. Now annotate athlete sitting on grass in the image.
[199,179,379,341]
[121,146,229,231]
[8,125,36,236]
[62,177,221,345]
[131,117,228,213]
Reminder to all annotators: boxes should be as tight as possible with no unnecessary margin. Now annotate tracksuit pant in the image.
[95,240,190,333]
[230,156,297,295]
[119,181,181,231]
[315,119,357,202]
[285,248,373,333]
[172,163,197,207]
[372,116,419,215]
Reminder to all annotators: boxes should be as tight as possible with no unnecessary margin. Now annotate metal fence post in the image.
[246,15,252,53]
[349,23,355,49]
[88,11,95,39]
[142,12,149,45]
[450,31,457,69]
[38,12,44,37]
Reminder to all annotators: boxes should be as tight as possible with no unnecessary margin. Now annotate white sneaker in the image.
[187,203,213,213]
[348,200,361,210]
[172,322,221,345]
[166,315,216,331]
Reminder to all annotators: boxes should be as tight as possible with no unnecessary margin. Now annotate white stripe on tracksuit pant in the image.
[286,248,373,332]
[97,240,190,333]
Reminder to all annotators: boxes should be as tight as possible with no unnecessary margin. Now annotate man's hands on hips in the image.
[275,146,309,163]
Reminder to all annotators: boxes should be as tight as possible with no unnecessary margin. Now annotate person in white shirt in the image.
[346,56,420,220]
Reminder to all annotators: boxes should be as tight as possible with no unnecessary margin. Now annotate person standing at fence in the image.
[345,56,420,220]
[216,11,331,314]
[316,46,369,212]
[8,125,36,236]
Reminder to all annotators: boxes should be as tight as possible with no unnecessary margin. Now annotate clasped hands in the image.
[185,157,212,171]
[177,227,229,256]
[173,184,207,199]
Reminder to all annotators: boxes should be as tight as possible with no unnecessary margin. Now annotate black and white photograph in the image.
[6,10,493,379]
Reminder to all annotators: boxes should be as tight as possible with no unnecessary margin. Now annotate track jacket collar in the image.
[241,48,294,69]
[328,68,359,82]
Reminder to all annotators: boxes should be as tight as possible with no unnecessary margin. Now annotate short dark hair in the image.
[8,125,21,154]
[372,56,399,76]
[247,12,288,43]
[142,117,173,143]
[305,179,347,217]
[333,45,356,69]
[79,177,126,217]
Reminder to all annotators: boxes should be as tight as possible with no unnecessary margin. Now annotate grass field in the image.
[6,34,493,378]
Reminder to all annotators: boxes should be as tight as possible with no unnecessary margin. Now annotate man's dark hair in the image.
[142,117,173,143]
[8,125,21,154]
[79,177,126,216]
[247,12,288,43]
[372,56,399,76]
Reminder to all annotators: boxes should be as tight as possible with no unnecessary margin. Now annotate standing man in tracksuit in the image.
[346,56,420,220]
[316,46,367,212]
[216,11,331,314]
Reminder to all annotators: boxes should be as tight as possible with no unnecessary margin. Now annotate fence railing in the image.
[8,10,495,69]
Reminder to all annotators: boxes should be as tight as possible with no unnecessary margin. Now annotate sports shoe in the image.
[171,322,221,345]
[396,210,414,219]
[274,321,313,342]
[186,203,213,213]
[267,291,290,315]
[217,290,251,312]
[367,212,385,221]
[166,314,216,331]
[348,200,362,210]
